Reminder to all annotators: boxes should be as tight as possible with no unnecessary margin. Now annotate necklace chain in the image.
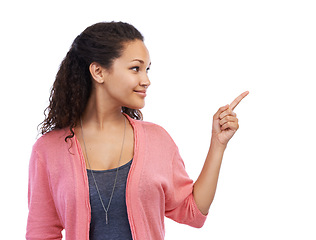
[80,116,126,224]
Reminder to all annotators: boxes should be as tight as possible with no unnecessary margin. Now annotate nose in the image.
[140,74,151,89]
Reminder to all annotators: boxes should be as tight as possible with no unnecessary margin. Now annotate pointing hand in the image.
[212,91,249,146]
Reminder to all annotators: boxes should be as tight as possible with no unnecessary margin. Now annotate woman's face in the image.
[101,40,151,110]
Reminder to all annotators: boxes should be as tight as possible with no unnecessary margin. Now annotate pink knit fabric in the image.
[26,115,207,239]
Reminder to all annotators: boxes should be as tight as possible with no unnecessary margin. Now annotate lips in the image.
[134,90,147,97]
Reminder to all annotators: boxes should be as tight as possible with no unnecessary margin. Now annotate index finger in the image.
[230,91,249,110]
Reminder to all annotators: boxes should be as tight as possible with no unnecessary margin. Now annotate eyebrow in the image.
[132,59,151,67]
[132,59,144,63]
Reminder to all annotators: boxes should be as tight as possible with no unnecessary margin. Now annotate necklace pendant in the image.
[106,212,109,225]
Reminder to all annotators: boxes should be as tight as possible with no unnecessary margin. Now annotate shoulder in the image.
[32,128,72,153]
[140,120,170,135]
[132,118,178,149]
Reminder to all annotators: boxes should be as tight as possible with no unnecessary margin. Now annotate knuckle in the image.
[219,105,226,111]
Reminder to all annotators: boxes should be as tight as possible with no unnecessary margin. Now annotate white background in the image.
[1,0,315,239]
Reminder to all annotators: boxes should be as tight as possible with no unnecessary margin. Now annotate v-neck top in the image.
[87,159,133,240]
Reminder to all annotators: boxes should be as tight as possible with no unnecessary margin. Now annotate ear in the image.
[89,62,107,84]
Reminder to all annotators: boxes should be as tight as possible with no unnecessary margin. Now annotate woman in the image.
[26,21,248,240]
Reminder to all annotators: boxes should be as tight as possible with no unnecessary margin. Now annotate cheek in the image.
[116,71,137,85]
[107,73,137,97]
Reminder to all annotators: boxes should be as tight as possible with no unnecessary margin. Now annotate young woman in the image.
[26,21,248,240]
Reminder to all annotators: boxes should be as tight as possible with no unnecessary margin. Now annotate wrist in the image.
[210,136,227,151]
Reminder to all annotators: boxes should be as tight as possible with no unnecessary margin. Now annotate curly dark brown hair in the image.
[39,21,144,141]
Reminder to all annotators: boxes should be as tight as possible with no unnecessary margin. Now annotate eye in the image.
[146,67,150,73]
[131,66,140,72]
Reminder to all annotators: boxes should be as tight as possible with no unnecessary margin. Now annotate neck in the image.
[81,90,125,131]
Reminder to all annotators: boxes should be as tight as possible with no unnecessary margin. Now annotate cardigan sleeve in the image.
[164,147,207,228]
[26,146,64,240]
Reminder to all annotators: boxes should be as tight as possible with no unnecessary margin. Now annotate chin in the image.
[123,102,145,110]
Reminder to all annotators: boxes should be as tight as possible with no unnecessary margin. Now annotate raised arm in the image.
[193,91,249,215]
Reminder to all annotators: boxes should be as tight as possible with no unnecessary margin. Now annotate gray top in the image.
[87,159,133,240]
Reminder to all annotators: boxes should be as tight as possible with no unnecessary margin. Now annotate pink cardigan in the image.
[26,115,207,239]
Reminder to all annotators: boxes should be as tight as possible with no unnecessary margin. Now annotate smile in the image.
[134,90,147,97]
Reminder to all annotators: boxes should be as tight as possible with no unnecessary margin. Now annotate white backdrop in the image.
[0,0,315,239]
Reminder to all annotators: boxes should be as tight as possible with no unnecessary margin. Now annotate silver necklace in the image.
[80,116,126,224]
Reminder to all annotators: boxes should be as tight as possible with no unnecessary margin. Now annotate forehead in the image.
[119,40,151,64]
